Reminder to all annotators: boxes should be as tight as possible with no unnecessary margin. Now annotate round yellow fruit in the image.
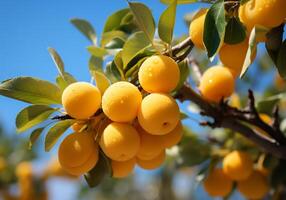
[160,122,183,148]
[111,158,136,178]
[137,151,166,170]
[189,8,208,49]
[203,168,233,197]
[136,127,165,160]
[61,150,98,176]
[100,122,140,161]
[138,55,180,93]
[199,66,235,103]
[219,40,256,77]
[223,150,253,181]
[62,82,101,119]
[58,132,98,168]
[102,81,142,122]
[237,170,269,199]
[16,162,33,178]
[138,93,180,135]
[239,0,286,32]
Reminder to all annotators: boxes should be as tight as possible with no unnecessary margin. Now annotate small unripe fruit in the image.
[239,0,286,33]
[219,40,257,77]
[100,122,140,161]
[58,132,98,168]
[138,93,180,135]
[160,122,183,148]
[102,81,142,122]
[62,82,101,119]
[137,151,165,170]
[189,8,208,49]
[237,170,269,199]
[203,168,233,197]
[223,150,253,181]
[199,66,235,103]
[111,158,136,178]
[138,55,180,93]
[136,127,165,160]
[62,150,99,176]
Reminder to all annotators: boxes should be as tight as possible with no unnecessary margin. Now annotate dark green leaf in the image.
[257,93,286,113]
[224,17,246,44]
[128,2,155,44]
[16,105,56,133]
[271,160,286,187]
[29,127,45,149]
[84,152,111,188]
[70,18,97,45]
[122,32,150,67]
[87,46,108,57]
[0,77,62,105]
[276,40,286,79]
[106,62,122,83]
[104,8,130,32]
[158,0,177,44]
[45,120,75,151]
[203,0,226,57]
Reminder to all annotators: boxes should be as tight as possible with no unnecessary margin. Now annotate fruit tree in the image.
[0,0,286,198]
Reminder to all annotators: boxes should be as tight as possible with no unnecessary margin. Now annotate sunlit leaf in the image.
[128,2,155,44]
[160,0,197,4]
[101,30,127,48]
[48,47,65,74]
[87,46,108,57]
[158,0,177,44]
[70,18,97,45]
[104,8,130,32]
[45,119,75,151]
[0,77,62,105]
[56,73,77,92]
[29,127,45,149]
[203,0,226,57]
[174,59,190,91]
[16,105,56,133]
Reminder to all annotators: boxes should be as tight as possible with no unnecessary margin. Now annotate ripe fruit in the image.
[138,93,180,135]
[229,93,241,108]
[160,122,183,148]
[137,127,165,160]
[138,55,180,93]
[219,40,256,77]
[58,132,98,168]
[111,158,136,178]
[16,162,33,178]
[102,81,142,122]
[223,150,253,181]
[100,122,140,161]
[199,66,235,103]
[137,151,166,170]
[189,8,208,49]
[237,170,269,199]
[203,168,233,197]
[239,0,286,32]
[62,82,101,119]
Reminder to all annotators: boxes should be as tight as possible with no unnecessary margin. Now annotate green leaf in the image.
[158,0,177,44]
[16,105,56,133]
[103,8,130,32]
[101,30,127,48]
[89,56,110,94]
[84,152,111,188]
[160,0,197,4]
[48,47,65,74]
[29,127,45,149]
[87,46,108,57]
[128,2,155,45]
[45,120,75,152]
[106,62,122,83]
[174,59,190,91]
[276,40,286,79]
[56,73,77,92]
[224,17,246,44]
[257,93,286,113]
[122,32,150,67]
[70,18,97,45]
[240,26,268,78]
[0,77,62,105]
[203,0,226,57]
